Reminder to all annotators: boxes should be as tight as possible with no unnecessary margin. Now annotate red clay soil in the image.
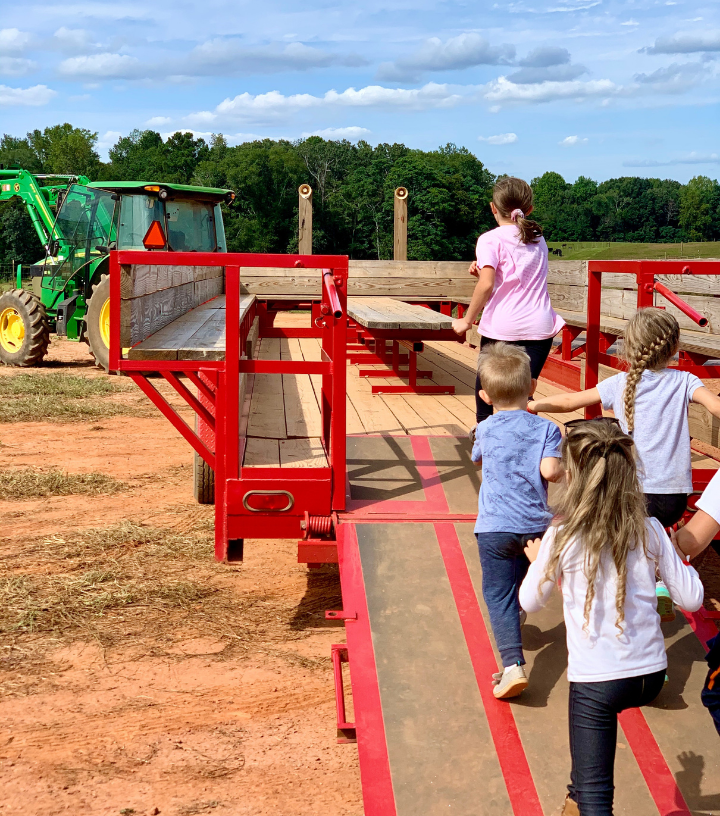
[0,338,362,816]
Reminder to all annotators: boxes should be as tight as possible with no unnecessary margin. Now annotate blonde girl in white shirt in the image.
[520,419,703,816]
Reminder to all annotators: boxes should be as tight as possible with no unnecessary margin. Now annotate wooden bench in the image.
[346,297,459,395]
[126,294,258,361]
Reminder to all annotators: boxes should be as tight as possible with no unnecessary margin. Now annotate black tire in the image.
[0,288,50,367]
[86,273,110,372]
[194,451,215,505]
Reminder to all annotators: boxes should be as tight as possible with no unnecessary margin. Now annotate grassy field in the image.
[546,241,720,261]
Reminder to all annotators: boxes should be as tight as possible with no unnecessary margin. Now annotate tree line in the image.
[1,123,719,267]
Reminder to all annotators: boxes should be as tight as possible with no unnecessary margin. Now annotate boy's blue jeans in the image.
[476,531,543,667]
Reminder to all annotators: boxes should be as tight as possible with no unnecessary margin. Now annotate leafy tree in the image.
[0,200,42,265]
[0,135,42,173]
[27,124,100,178]
[680,176,717,241]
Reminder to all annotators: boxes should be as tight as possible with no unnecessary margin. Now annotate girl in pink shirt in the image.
[452,177,564,424]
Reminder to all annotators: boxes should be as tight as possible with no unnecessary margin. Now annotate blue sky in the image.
[1,0,718,183]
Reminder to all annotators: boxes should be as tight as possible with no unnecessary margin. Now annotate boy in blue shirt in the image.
[472,343,563,699]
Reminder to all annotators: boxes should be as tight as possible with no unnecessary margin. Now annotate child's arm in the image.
[529,387,602,415]
[691,386,720,420]
[452,265,495,336]
[654,523,704,612]
[540,456,564,482]
[675,510,720,561]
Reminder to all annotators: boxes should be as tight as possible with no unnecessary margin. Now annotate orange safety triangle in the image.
[143,219,166,249]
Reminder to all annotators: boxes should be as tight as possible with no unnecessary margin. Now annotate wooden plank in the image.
[246,316,260,359]
[394,188,408,261]
[279,438,327,468]
[282,338,322,437]
[246,337,287,439]
[243,437,280,468]
[239,276,476,300]
[299,185,312,255]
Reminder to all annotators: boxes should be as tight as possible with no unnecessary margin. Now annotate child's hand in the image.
[468,261,479,278]
[524,538,543,563]
[452,317,472,336]
[527,401,539,414]
[669,528,690,562]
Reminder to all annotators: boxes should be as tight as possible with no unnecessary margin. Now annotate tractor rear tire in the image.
[194,452,215,505]
[86,273,111,372]
[0,288,50,367]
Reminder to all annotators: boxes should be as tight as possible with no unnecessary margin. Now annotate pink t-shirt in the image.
[476,225,564,341]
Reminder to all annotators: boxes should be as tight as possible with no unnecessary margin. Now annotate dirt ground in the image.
[0,339,362,816]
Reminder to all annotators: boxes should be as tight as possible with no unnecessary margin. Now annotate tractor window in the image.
[55,185,116,250]
[118,195,165,250]
[165,201,217,252]
[214,204,227,252]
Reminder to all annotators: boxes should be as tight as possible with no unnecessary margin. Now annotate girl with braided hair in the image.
[530,307,720,619]
[520,420,703,816]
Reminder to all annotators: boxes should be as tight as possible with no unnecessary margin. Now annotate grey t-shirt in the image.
[596,369,703,494]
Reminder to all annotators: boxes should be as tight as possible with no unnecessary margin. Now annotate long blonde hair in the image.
[543,421,648,632]
[621,308,680,434]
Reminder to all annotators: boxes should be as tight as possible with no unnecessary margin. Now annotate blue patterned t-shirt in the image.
[471,410,562,534]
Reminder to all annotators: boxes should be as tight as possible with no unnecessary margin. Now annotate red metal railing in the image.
[109,251,349,561]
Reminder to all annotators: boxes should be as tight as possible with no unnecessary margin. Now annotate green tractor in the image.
[0,167,234,370]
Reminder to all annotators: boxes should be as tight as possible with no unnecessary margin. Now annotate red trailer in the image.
[111,252,720,816]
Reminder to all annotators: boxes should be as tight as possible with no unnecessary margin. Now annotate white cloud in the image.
[644,32,720,54]
[634,61,710,93]
[58,53,144,79]
[506,64,588,84]
[0,57,37,77]
[97,130,123,150]
[478,132,518,144]
[623,152,720,167]
[146,116,172,127]
[300,126,371,140]
[560,135,588,145]
[185,39,367,76]
[53,27,96,53]
[376,33,515,83]
[0,84,57,107]
[191,82,467,125]
[0,29,31,55]
[518,47,570,67]
[485,76,619,106]
[622,19,640,26]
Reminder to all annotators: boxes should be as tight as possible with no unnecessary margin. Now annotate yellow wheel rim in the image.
[0,307,25,353]
[99,298,111,349]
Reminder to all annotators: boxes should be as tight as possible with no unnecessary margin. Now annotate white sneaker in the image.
[493,663,528,699]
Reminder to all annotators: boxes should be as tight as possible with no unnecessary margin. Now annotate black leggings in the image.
[475,336,555,423]
[568,670,666,816]
[644,493,688,529]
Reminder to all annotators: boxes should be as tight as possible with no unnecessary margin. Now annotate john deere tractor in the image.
[0,167,234,370]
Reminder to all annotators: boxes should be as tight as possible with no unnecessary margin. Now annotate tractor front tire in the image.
[86,273,111,372]
[0,288,50,367]
[194,452,215,505]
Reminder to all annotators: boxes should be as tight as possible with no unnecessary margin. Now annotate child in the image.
[471,342,564,699]
[529,307,720,620]
[451,176,564,425]
[520,420,703,816]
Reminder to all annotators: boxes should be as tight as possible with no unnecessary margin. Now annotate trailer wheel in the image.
[86,273,111,372]
[194,452,215,505]
[0,288,50,367]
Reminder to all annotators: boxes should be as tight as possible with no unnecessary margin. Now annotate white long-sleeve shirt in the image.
[519,518,704,683]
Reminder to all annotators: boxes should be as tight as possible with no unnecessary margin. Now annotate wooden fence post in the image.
[299,184,313,254]
[394,187,408,261]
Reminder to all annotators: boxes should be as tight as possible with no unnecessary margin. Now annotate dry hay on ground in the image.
[0,519,340,697]
[0,467,127,500]
[0,372,150,422]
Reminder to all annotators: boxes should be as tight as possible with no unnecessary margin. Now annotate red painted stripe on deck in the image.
[410,436,450,514]
[618,707,692,816]
[434,522,544,816]
[337,524,397,816]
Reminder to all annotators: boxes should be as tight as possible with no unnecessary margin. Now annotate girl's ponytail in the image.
[493,177,542,244]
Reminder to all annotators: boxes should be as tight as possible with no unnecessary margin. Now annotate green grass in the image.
[0,468,127,500]
[546,241,720,262]
[0,372,145,422]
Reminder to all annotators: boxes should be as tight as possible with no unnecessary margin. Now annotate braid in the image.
[621,316,679,435]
